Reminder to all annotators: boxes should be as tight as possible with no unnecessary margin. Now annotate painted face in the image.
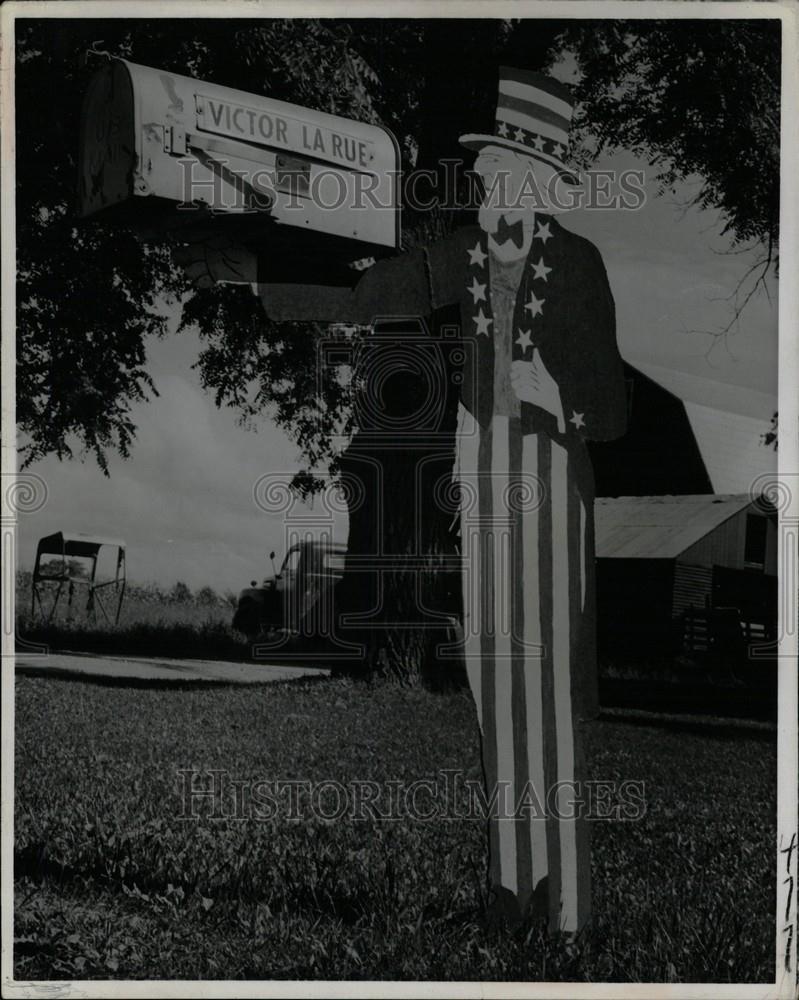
[472,145,573,261]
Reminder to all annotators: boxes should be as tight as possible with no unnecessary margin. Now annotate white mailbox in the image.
[78,59,400,267]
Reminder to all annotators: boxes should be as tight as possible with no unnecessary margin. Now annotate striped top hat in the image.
[460,66,578,181]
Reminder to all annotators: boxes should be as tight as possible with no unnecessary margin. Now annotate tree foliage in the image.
[169,581,192,604]
[563,20,780,254]
[16,17,781,476]
[15,18,385,472]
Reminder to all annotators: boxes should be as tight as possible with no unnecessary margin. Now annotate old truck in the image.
[232,539,347,642]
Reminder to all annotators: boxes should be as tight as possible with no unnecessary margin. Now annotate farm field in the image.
[14,672,776,983]
[17,571,252,663]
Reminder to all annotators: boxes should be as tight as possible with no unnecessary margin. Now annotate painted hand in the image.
[172,234,257,289]
[510,350,565,433]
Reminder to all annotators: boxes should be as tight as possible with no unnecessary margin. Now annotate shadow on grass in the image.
[14,665,334,692]
[16,618,364,670]
[16,618,250,663]
[596,707,777,743]
[598,675,777,723]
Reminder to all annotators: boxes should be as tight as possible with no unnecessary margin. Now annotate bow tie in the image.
[493,215,525,249]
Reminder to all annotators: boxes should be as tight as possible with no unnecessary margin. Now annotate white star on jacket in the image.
[534,222,552,244]
[467,242,487,268]
[468,277,487,303]
[516,328,534,354]
[570,410,586,430]
[530,257,552,282]
[524,292,545,318]
[474,308,492,336]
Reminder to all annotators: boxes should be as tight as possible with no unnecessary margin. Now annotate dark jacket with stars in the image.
[259,216,627,461]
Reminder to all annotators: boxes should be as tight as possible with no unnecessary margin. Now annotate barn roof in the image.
[628,363,777,494]
[631,362,776,420]
[594,494,755,560]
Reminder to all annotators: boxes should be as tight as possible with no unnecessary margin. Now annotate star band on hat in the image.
[459,66,579,182]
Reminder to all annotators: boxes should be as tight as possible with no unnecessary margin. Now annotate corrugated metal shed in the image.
[594,495,753,560]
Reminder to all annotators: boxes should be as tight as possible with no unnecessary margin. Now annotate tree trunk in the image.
[335,318,462,685]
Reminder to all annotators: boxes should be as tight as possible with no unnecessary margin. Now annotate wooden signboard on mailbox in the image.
[78,59,401,276]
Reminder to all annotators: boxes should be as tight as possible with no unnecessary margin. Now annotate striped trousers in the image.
[457,405,592,934]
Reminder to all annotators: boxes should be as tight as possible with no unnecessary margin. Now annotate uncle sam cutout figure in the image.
[178,68,627,935]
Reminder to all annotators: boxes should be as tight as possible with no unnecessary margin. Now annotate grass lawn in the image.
[14,673,776,983]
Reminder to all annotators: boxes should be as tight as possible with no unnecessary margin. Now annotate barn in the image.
[594,494,778,663]
[587,362,777,498]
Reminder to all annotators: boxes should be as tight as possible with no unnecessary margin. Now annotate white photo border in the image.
[1,2,796,998]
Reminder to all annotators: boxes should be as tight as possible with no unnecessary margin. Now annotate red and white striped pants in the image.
[457,405,592,933]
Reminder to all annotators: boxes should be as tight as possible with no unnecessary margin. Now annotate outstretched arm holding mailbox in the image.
[259,248,434,325]
[174,222,626,446]
[174,232,436,324]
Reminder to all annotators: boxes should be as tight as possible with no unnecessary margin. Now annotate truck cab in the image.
[232,540,347,642]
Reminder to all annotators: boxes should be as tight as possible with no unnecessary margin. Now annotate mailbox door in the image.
[78,61,135,218]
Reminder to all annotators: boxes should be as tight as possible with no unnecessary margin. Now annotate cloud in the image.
[573,151,777,397]
[18,338,347,591]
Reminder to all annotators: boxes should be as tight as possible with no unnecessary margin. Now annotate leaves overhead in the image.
[15,18,384,473]
[563,20,780,252]
[179,285,358,476]
[16,18,781,473]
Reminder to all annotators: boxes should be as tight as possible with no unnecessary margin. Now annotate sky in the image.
[16,150,779,593]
